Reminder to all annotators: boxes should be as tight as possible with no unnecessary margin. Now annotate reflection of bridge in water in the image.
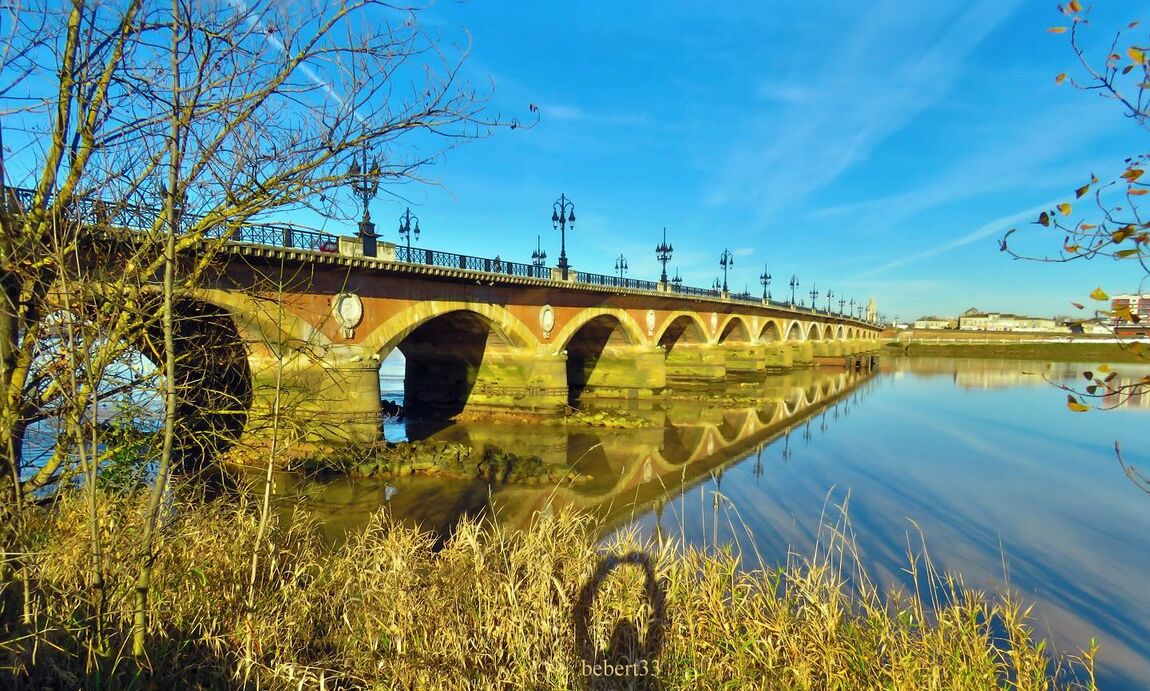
[294,365,879,539]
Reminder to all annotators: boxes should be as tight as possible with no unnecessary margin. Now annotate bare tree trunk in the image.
[132,2,182,658]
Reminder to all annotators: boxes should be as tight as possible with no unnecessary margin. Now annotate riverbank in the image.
[2,487,1095,690]
[883,331,1150,362]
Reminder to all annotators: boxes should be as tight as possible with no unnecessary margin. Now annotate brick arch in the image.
[836,325,844,339]
[823,324,834,340]
[717,314,752,343]
[194,288,331,352]
[359,301,538,356]
[759,319,784,342]
[551,307,646,351]
[785,321,805,341]
[654,311,708,351]
[807,323,822,340]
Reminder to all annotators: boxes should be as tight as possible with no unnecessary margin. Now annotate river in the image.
[284,356,1150,690]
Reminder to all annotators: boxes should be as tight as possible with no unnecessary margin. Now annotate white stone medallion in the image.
[646,309,656,338]
[332,292,364,339]
[710,311,718,336]
[540,304,555,339]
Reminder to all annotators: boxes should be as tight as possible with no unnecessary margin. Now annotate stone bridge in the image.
[194,240,881,444]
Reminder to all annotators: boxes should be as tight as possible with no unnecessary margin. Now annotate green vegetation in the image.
[883,339,1150,362]
[1,486,1095,690]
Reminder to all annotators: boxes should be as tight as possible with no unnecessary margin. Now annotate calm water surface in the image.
[288,357,1150,690]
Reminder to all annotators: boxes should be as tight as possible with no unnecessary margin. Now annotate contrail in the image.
[226,0,364,123]
[852,197,1066,279]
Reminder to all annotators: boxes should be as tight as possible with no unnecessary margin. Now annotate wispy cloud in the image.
[850,198,1061,279]
[707,0,1023,212]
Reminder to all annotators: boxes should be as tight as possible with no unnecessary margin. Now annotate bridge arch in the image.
[823,324,834,340]
[361,302,539,417]
[836,325,844,339]
[361,301,537,356]
[655,312,708,353]
[717,314,752,343]
[551,307,645,351]
[194,288,330,353]
[807,323,822,340]
[759,320,783,343]
[785,321,805,341]
[555,308,646,405]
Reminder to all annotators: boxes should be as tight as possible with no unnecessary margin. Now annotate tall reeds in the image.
[0,487,1095,690]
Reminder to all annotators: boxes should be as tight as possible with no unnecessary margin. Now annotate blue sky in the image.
[361,0,1149,321]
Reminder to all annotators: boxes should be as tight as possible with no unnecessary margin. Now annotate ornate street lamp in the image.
[849,297,855,317]
[349,135,382,257]
[839,297,846,314]
[552,193,575,279]
[789,275,799,305]
[531,235,547,274]
[671,267,683,292]
[397,207,420,255]
[825,289,834,313]
[719,249,734,294]
[759,263,772,301]
[808,285,819,310]
[656,227,673,285]
[712,277,722,295]
[615,253,628,281]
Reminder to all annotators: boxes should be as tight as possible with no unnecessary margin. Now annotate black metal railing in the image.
[576,271,659,292]
[3,185,339,252]
[394,244,551,278]
[673,284,720,298]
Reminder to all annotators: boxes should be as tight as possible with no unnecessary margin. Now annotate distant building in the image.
[912,316,956,329]
[958,307,1057,332]
[1110,294,1150,335]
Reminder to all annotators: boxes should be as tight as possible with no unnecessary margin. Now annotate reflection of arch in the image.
[656,313,708,353]
[717,315,751,343]
[783,388,805,415]
[759,320,782,342]
[786,322,804,341]
[807,324,821,340]
[661,423,706,466]
[552,307,645,351]
[361,301,536,356]
[754,401,780,426]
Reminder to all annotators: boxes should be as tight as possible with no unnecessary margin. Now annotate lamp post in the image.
[808,285,819,311]
[552,193,575,279]
[671,267,683,292]
[719,248,734,295]
[849,298,855,318]
[825,289,834,313]
[759,263,772,301]
[839,297,846,315]
[531,235,547,276]
[655,227,673,286]
[712,277,722,295]
[349,135,382,257]
[789,275,799,305]
[397,207,420,255]
[615,253,628,281]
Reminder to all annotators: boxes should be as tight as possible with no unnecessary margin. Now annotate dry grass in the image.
[0,487,1095,690]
